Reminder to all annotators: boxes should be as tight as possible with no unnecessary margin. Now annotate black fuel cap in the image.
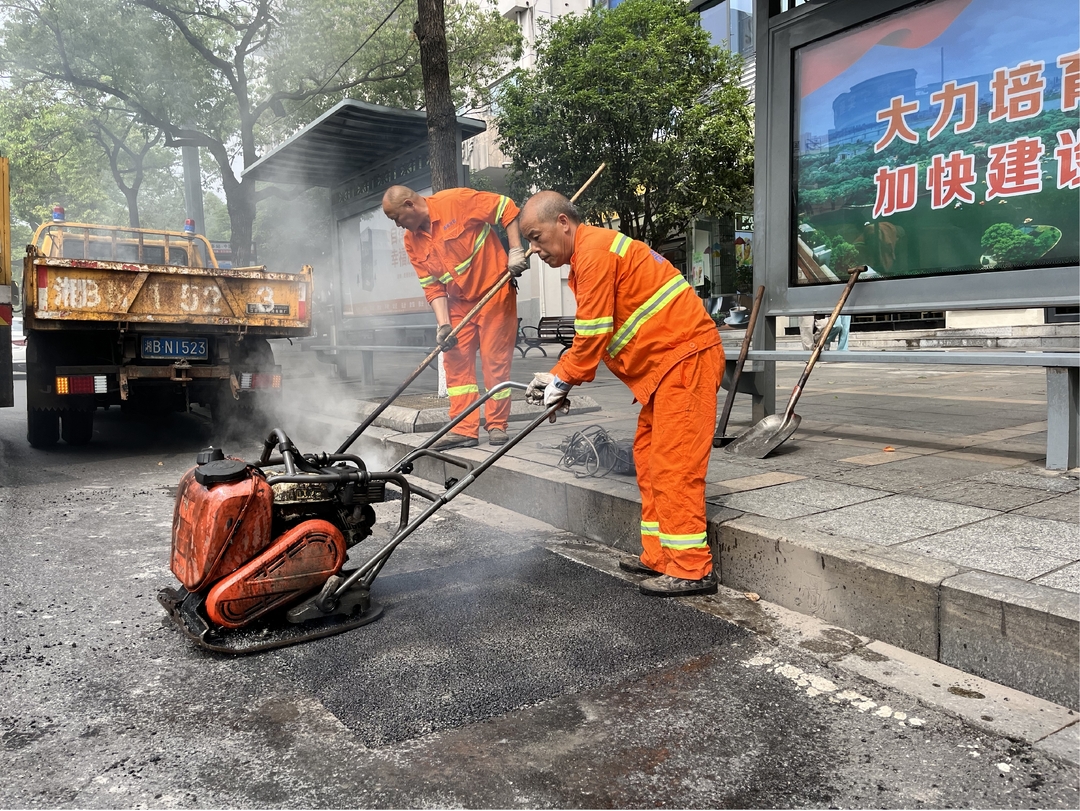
[196,446,226,465]
[194,459,249,486]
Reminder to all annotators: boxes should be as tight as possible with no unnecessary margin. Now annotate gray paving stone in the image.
[820,453,1016,494]
[975,468,1079,493]
[1035,563,1080,594]
[1014,494,1080,523]
[923,480,1056,511]
[794,495,999,545]
[718,479,886,520]
[901,515,1080,580]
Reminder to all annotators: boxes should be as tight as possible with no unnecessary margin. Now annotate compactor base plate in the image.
[158,586,383,655]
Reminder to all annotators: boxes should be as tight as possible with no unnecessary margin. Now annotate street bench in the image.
[743,349,1080,470]
[517,316,576,358]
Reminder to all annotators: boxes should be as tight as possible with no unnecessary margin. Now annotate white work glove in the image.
[526,372,571,406]
[544,375,571,406]
[525,373,552,406]
[436,323,456,350]
[507,247,528,278]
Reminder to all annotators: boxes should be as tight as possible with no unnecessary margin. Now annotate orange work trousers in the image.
[635,344,723,580]
[443,281,517,438]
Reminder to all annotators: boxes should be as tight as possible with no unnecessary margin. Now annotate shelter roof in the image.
[243,99,486,188]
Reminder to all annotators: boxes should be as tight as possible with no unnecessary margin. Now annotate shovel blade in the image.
[723,413,802,459]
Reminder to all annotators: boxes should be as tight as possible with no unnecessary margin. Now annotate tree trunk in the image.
[124,190,140,229]
[415,0,459,192]
[227,179,257,266]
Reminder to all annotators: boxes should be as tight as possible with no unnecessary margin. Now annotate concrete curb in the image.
[277,407,1079,710]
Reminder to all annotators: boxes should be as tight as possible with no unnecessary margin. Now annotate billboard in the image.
[792,0,1079,285]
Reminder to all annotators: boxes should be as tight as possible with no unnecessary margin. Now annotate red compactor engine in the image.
[159,383,565,654]
[159,435,396,653]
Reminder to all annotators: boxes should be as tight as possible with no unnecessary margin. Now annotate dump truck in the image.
[21,214,312,447]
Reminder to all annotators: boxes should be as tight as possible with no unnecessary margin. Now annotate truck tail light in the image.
[56,375,108,395]
[239,373,281,390]
[298,285,307,320]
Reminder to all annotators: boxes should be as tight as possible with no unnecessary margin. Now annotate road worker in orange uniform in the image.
[382,185,528,449]
[520,191,724,597]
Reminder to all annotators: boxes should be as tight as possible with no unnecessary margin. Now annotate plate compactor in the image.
[159,382,566,654]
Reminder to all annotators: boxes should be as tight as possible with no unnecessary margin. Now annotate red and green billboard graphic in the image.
[793,0,1079,284]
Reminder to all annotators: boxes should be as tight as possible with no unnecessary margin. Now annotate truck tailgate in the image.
[28,258,312,332]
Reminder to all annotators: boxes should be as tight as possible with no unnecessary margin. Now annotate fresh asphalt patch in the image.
[278,547,749,747]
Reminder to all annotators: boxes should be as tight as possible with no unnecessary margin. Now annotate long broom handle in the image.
[335,163,606,454]
[714,285,764,439]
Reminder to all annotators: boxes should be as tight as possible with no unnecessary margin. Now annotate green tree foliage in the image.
[1,0,521,264]
[495,0,753,247]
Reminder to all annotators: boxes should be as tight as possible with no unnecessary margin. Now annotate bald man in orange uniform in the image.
[383,185,527,448]
[520,191,724,597]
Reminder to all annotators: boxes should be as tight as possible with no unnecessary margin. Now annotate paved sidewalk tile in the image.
[1014,494,1080,523]
[976,468,1079,494]
[719,479,885,520]
[1035,563,1080,593]
[901,515,1080,580]
[715,471,806,493]
[822,454,1015,494]
[839,450,920,465]
[923,480,1056,512]
[795,495,999,546]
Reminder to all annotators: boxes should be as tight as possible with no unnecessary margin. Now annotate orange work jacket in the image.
[403,188,520,304]
[552,225,721,404]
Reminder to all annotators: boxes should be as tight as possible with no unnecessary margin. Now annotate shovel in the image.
[713,285,764,447]
[724,266,864,459]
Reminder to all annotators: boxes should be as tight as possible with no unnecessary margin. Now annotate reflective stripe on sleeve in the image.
[607,274,692,357]
[659,531,708,550]
[446,384,480,397]
[496,196,510,221]
[609,232,631,257]
[640,521,660,537]
[574,316,614,336]
[418,275,436,288]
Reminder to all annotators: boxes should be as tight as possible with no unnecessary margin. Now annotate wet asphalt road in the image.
[1,381,1077,808]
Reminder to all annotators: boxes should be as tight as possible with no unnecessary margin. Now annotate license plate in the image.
[141,336,208,360]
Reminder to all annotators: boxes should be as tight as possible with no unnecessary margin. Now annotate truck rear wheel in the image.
[61,410,94,445]
[27,409,60,448]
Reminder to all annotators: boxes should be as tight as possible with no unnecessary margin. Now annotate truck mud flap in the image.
[157,585,383,655]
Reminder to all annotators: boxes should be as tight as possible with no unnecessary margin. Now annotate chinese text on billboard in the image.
[793,0,1079,284]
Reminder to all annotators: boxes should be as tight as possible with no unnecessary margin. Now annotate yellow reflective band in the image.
[609,232,631,257]
[418,275,436,288]
[446,384,479,397]
[659,532,708,549]
[574,316,614,336]
[439,272,454,284]
[640,521,660,536]
[607,274,691,357]
[496,196,510,221]
[454,223,491,277]
[490,388,512,400]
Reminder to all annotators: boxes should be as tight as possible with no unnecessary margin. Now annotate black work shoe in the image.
[639,572,718,597]
[430,432,478,450]
[487,428,509,446]
[618,557,662,577]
